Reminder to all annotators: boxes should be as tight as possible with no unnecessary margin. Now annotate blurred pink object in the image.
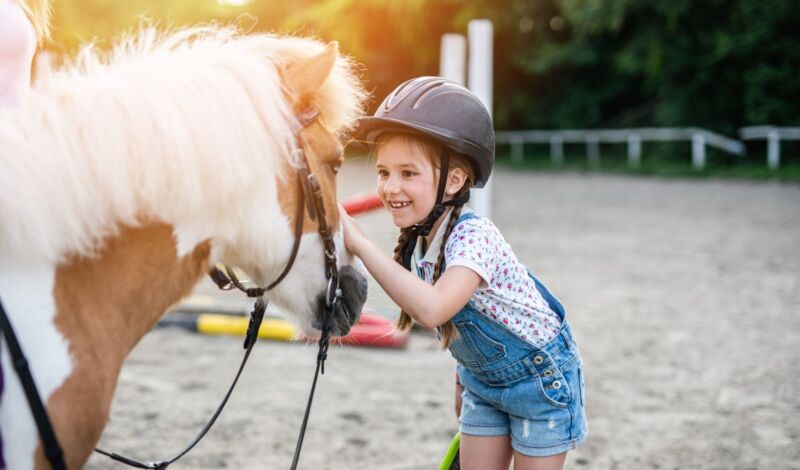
[0,0,36,106]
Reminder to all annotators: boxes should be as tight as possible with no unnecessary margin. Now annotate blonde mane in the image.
[0,25,366,264]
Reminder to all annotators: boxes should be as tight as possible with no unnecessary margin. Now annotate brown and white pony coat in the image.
[0,26,367,469]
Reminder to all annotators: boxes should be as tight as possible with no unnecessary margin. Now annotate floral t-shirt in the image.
[412,209,561,347]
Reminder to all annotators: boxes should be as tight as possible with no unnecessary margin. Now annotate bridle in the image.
[0,106,345,470]
[208,106,341,302]
[96,106,345,470]
[94,106,343,469]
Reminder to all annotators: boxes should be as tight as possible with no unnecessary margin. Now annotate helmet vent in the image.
[412,81,447,109]
[384,80,417,112]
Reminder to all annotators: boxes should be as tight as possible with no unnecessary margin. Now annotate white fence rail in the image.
[739,126,800,170]
[495,127,748,170]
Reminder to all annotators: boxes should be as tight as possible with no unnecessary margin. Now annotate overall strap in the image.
[528,273,566,320]
[455,210,479,224]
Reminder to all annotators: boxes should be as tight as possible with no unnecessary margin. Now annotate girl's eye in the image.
[402,170,416,177]
[377,170,388,178]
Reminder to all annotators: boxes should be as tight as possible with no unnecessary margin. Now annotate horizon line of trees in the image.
[50,0,799,135]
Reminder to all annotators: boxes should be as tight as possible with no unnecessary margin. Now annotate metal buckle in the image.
[325,276,341,308]
[324,249,336,260]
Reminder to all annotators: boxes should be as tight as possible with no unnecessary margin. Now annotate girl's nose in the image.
[382,175,401,195]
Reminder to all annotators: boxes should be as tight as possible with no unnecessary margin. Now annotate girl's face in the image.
[375,136,439,228]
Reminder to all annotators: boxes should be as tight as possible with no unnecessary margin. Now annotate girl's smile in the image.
[375,136,439,228]
[388,200,412,209]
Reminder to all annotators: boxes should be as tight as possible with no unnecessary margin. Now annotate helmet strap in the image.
[419,148,450,236]
[399,149,471,269]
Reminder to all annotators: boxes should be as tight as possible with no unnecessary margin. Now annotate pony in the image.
[0,25,368,469]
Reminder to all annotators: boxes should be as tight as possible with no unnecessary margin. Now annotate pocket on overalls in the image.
[528,354,576,408]
[448,321,507,367]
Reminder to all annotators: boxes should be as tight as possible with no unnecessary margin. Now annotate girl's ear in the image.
[445,167,468,196]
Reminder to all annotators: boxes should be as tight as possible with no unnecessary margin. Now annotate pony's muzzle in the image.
[311,265,367,336]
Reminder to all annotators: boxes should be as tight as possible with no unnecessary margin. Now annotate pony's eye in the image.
[329,162,342,174]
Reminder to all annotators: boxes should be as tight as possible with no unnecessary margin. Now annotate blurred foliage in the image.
[49,0,799,133]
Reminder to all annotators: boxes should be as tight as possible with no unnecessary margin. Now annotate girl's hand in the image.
[338,204,366,256]
[337,204,481,329]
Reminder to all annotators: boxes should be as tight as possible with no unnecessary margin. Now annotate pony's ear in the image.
[286,41,338,99]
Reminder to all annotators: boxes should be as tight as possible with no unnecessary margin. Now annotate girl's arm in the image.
[340,206,481,329]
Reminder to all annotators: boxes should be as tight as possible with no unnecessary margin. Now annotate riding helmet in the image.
[354,76,495,188]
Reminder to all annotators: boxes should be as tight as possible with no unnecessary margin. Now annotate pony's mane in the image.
[0,25,367,264]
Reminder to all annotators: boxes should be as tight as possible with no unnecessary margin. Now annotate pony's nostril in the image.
[338,265,368,306]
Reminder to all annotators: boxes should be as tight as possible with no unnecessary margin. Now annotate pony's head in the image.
[264,41,369,337]
[194,32,370,336]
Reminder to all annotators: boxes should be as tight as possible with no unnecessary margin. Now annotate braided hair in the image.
[393,227,416,332]
[429,191,468,349]
[392,177,474,349]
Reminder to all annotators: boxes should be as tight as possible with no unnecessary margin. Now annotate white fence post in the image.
[468,19,493,219]
[692,133,706,170]
[440,34,466,85]
[510,134,524,164]
[767,130,780,170]
[550,135,564,165]
[587,135,600,167]
[498,127,754,170]
[627,133,642,168]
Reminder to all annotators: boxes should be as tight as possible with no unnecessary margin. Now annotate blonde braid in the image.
[393,227,415,331]
[433,199,466,349]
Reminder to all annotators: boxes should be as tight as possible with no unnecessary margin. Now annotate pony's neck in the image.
[27,223,212,468]
[53,222,211,365]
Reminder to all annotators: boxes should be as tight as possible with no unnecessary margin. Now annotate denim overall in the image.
[441,213,587,456]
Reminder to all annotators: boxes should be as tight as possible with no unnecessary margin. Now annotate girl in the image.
[341,77,587,470]
[0,0,49,106]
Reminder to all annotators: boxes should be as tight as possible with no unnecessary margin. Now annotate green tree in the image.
[48,0,800,133]
[499,0,800,132]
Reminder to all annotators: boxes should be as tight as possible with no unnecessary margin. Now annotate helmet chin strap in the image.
[399,149,470,269]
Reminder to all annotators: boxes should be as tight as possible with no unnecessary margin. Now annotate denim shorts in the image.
[451,310,588,457]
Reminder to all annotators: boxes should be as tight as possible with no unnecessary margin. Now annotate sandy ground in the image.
[86,159,800,469]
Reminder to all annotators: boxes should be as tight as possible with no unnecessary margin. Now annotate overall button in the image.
[533,355,544,365]
[543,369,553,377]
[552,380,562,390]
